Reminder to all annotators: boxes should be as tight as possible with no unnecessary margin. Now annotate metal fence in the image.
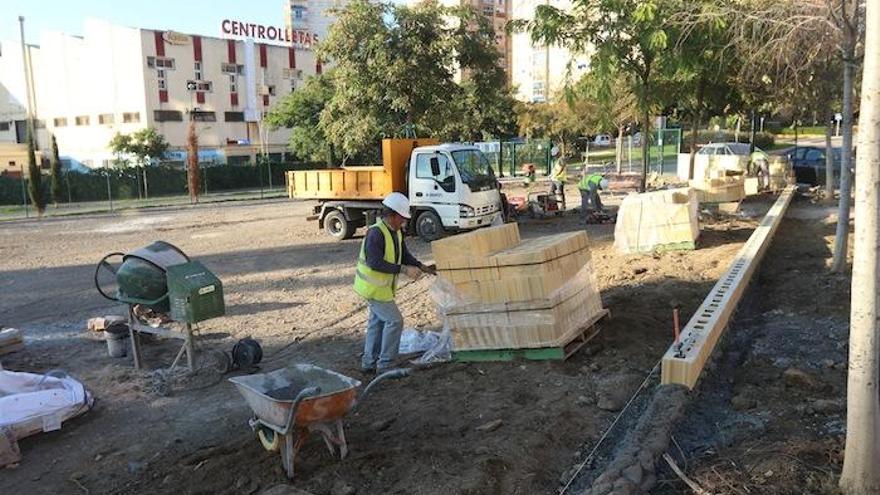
[0,160,318,219]
[583,129,682,176]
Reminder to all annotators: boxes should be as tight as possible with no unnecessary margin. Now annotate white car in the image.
[592,134,613,147]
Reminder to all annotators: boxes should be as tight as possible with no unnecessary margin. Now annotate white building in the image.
[509,0,590,102]
[0,16,324,172]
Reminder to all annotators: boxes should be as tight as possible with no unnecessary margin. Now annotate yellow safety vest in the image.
[551,161,567,182]
[353,220,403,302]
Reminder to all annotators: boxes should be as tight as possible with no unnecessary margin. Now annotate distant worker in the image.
[353,192,435,374]
[751,149,771,190]
[549,146,567,209]
[522,163,536,187]
[578,170,609,222]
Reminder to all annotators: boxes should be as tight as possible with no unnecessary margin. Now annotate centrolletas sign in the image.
[221,19,317,49]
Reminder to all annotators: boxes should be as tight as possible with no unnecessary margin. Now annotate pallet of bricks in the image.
[430,223,608,361]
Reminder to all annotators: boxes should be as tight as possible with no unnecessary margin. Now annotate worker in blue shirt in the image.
[353,192,435,373]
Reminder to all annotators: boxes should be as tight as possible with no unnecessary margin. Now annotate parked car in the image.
[592,134,613,147]
[787,146,842,186]
[696,142,757,157]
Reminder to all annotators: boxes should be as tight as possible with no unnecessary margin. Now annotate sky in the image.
[0,0,287,42]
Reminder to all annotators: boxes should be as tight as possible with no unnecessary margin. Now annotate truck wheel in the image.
[325,210,355,240]
[415,210,444,242]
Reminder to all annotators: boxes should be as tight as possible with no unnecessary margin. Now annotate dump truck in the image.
[287,139,504,241]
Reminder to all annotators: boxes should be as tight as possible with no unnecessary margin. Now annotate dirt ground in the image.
[1,187,778,495]
[653,200,852,494]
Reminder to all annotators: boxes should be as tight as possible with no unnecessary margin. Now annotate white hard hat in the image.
[599,178,609,189]
[551,146,560,157]
[382,192,411,219]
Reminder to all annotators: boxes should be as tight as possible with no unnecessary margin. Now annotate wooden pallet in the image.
[451,309,610,362]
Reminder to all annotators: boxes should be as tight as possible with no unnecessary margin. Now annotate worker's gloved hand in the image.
[402,265,422,281]
[420,264,437,276]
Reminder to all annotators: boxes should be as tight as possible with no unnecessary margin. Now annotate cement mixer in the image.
[94,241,225,370]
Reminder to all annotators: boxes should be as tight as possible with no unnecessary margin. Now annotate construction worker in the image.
[577,170,609,222]
[750,149,771,190]
[549,146,566,209]
[354,192,435,374]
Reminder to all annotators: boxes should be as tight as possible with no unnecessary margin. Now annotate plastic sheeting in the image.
[614,187,700,254]
[430,263,603,351]
[0,370,94,442]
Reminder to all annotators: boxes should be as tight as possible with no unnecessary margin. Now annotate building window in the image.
[196,81,213,92]
[221,63,244,74]
[98,113,115,125]
[75,115,90,126]
[122,112,140,123]
[190,111,216,122]
[194,61,203,80]
[54,118,68,127]
[267,85,276,96]
[153,110,183,122]
[229,74,237,93]
[157,68,167,90]
[0,122,9,131]
[147,56,175,69]
[224,112,245,122]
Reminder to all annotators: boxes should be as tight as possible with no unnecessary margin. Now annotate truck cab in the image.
[407,143,502,241]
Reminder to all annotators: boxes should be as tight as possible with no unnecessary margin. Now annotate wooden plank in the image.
[661,186,795,389]
[0,328,22,347]
[0,342,25,356]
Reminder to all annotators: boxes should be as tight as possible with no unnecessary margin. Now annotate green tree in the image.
[49,134,62,206]
[515,0,676,191]
[108,128,168,198]
[576,65,639,172]
[25,121,45,214]
[264,73,336,166]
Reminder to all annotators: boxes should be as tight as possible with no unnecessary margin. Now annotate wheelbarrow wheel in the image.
[257,425,280,452]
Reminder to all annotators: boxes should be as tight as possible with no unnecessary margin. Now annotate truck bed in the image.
[287,167,391,200]
[285,138,438,201]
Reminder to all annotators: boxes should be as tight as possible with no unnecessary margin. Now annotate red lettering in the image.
[305,33,312,45]
[312,34,318,44]
[221,20,231,34]
[258,25,266,39]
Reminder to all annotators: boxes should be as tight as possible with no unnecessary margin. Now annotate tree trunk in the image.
[689,112,700,181]
[641,109,649,192]
[825,111,836,203]
[186,119,200,204]
[142,166,150,200]
[616,126,624,174]
[831,45,856,272]
[840,0,880,491]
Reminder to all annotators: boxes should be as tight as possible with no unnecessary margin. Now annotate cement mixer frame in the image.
[95,241,225,372]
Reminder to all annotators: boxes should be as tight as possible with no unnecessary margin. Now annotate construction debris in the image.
[0,329,24,357]
[87,315,126,333]
[431,223,604,353]
[613,188,700,254]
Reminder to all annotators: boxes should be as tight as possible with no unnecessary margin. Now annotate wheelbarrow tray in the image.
[229,364,361,429]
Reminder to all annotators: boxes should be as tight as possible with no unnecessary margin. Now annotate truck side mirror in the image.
[430,157,441,177]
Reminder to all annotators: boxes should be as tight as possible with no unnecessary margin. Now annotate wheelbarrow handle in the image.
[352,368,411,413]
[277,386,321,435]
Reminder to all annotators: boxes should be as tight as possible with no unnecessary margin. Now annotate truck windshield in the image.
[451,150,495,191]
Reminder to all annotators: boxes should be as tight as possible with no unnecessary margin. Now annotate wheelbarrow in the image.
[229,364,410,479]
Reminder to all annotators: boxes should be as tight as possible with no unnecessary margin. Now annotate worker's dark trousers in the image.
[550,180,565,207]
[362,300,403,371]
[580,185,602,220]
